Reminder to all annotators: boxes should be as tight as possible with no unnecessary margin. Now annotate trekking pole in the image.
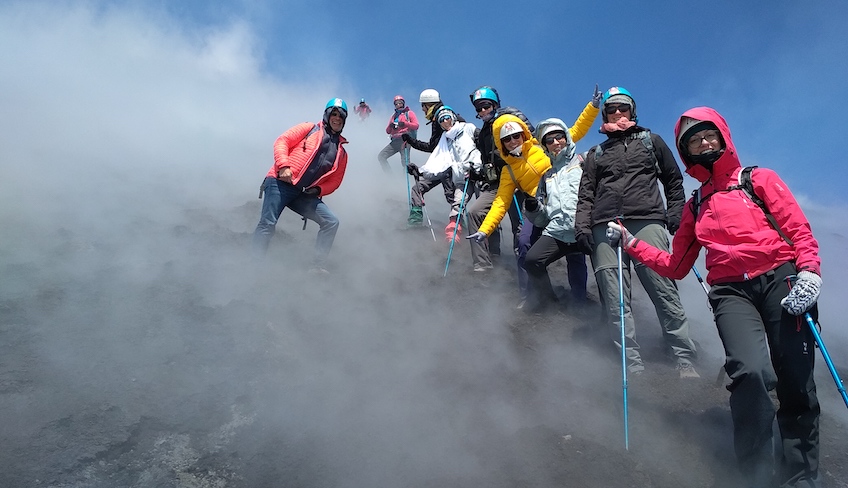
[512,193,524,226]
[804,312,848,409]
[444,178,470,277]
[414,173,437,242]
[691,266,713,312]
[403,143,412,211]
[606,226,629,450]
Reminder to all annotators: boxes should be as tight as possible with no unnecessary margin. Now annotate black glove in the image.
[401,133,412,143]
[667,217,680,235]
[467,169,483,182]
[406,163,421,177]
[523,197,539,212]
[576,234,595,255]
[303,187,320,197]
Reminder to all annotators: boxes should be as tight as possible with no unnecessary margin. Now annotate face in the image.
[394,100,405,109]
[542,131,567,155]
[501,132,524,152]
[474,101,494,120]
[687,129,721,155]
[421,102,436,115]
[604,103,632,123]
[439,116,455,130]
[328,110,345,133]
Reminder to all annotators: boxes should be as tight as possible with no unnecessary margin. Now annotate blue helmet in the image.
[469,86,500,108]
[323,98,348,130]
[601,87,636,123]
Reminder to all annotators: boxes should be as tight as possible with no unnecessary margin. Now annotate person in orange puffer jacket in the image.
[252,98,349,273]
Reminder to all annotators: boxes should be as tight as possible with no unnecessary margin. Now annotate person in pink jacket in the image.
[609,107,822,488]
[377,95,419,173]
[252,98,349,273]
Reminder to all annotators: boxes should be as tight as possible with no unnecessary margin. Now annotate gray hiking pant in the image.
[590,220,696,371]
[377,137,406,172]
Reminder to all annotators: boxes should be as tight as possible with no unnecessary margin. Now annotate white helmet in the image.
[499,121,523,140]
[419,88,440,104]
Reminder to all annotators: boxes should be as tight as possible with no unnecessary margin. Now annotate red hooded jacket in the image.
[265,122,348,197]
[627,107,820,285]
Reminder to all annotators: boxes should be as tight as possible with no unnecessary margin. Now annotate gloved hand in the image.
[303,187,320,197]
[406,163,421,177]
[576,233,595,255]
[781,271,822,315]
[523,197,539,212]
[397,120,406,128]
[466,231,487,243]
[607,222,635,248]
[667,217,680,235]
[591,84,603,109]
[401,133,412,143]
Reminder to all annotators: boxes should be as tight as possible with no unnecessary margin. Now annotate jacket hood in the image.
[535,117,575,162]
[673,107,739,183]
[493,114,536,160]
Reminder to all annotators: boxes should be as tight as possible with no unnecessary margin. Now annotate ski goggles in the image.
[603,104,631,115]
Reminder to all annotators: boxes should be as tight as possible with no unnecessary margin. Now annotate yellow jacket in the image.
[569,102,599,143]
[479,115,551,236]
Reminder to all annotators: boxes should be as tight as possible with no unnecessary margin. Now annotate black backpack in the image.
[690,166,793,245]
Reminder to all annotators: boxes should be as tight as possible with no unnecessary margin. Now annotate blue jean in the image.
[252,177,339,265]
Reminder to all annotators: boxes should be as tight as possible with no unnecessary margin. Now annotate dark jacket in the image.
[407,102,466,153]
[575,126,685,239]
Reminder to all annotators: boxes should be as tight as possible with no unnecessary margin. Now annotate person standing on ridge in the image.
[378,95,419,173]
[574,86,698,378]
[402,89,466,226]
[354,98,371,121]
[609,106,823,488]
[406,106,479,242]
[252,98,349,274]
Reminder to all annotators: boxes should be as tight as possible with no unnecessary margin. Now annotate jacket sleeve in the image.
[385,117,394,135]
[574,147,597,238]
[627,200,703,280]
[653,134,686,226]
[273,123,314,176]
[754,169,821,275]
[568,102,600,143]
[479,171,516,236]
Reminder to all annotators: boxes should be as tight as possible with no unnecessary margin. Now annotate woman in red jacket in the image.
[252,98,349,273]
[609,107,822,487]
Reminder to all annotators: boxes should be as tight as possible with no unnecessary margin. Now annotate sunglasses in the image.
[501,133,523,142]
[438,115,453,123]
[475,102,493,113]
[394,100,405,105]
[604,104,631,115]
[329,110,343,118]
[543,133,566,145]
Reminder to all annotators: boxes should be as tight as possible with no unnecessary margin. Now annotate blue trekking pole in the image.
[513,193,524,226]
[402,143,412,211]
[444,178,470,277]
[691,266,713,312]
[804,313,848,409]
[607,226,629,450]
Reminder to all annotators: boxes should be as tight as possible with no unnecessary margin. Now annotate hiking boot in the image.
[677,361,700,379]
[308,266,330,276]
[407,206,423,226]
[473,264,493,272]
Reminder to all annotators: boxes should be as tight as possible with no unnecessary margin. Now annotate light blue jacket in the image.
[525,118,582,243]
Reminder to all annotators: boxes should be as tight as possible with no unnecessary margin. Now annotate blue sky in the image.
[102,0,846,204]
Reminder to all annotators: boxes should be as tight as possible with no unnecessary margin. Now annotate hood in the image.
[493,114,536,159]
[673,107,739,183]
[535,117,575,163]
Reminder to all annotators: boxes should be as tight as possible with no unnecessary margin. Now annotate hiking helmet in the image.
[677,116,724,171]
[499,121,524,140]
[435,105,457,124]
[393,95,405,107]
[360,98,366,104]
[419,89,441,104]
[470,86,500,108]
[323,98,348,128]
[601,87,636,123]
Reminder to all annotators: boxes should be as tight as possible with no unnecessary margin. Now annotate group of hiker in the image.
[249,87,826,487]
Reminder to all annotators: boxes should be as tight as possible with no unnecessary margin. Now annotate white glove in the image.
[607,222,635,248]
[781,271,822,315]
[466,231,487,243]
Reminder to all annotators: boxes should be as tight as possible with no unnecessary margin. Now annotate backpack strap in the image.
[736,166,794,246]
[637,130,661,177]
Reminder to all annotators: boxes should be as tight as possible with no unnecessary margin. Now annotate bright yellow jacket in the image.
[569,102,599,143]
[479,115,551,236]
